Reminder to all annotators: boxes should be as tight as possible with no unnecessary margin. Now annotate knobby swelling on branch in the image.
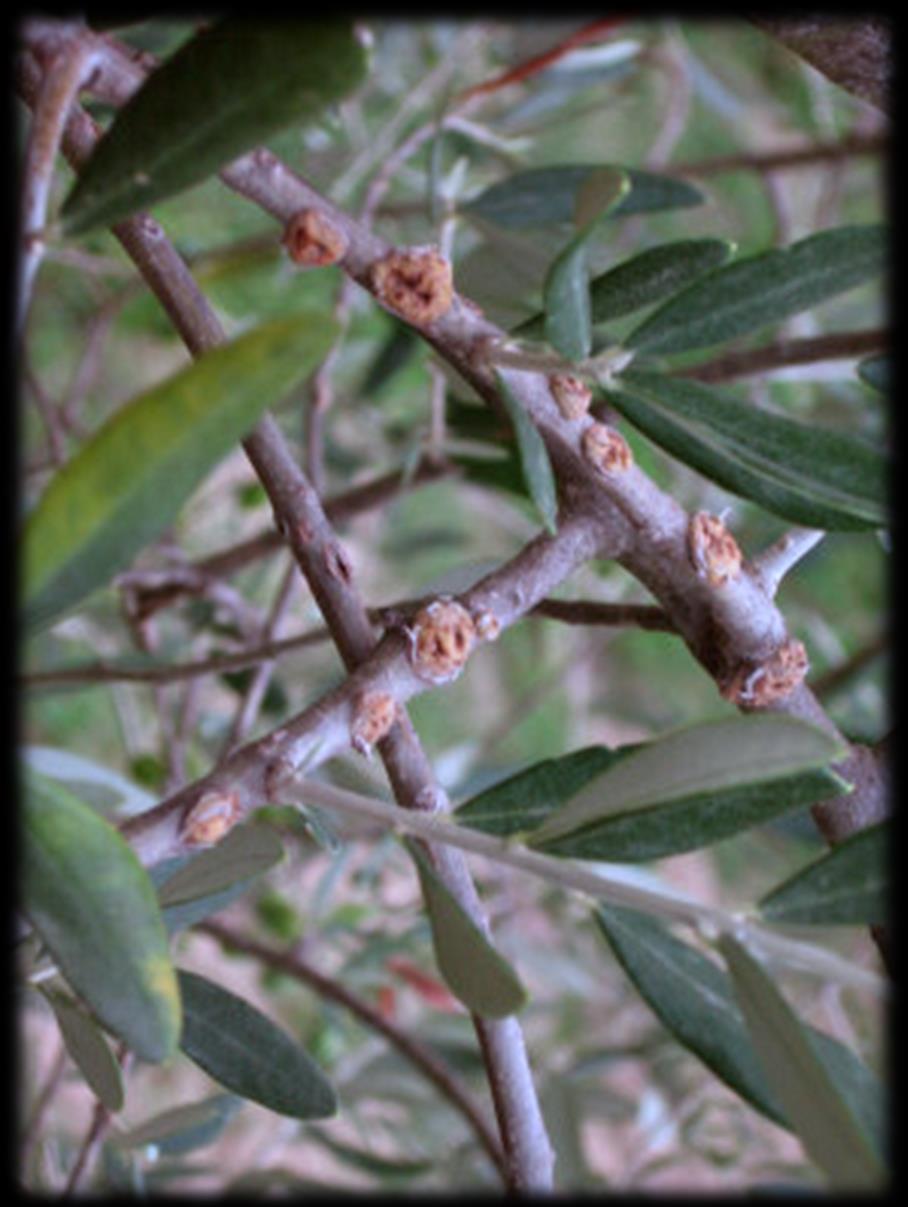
[19,17,887,935]
[16,43,556,1190]
[18,19,888,1190]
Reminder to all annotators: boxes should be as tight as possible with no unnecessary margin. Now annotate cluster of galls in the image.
[347,600,501,756]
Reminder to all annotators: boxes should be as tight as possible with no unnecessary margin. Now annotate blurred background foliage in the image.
[21,17,886,1193]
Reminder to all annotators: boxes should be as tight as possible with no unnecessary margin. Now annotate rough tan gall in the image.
[720,637,809,706]
[473,608,501,642]
[409,599,476,683]
[370,248,454,325]
[282,208,348,267]
[549,373,592,420]
[181,790,241,846]
[581,422,633,473]
[351,691,398,754]
[688,511,743,588]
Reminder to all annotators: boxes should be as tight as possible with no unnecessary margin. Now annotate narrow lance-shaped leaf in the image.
[512,238,735,341]
[178,970,337,1119]
[157,824,284,908]
[589,238,736,325]
[537,768,847,863]
[23,772,180,1063]
[607,369,887,531]
[543,168,629,361]
[719,934,886,1190]
[530,714,846,849]
[153,824,286,934]
[114,1094,244,1158]
[625,225,887,356]
[405,839,527,1019]
[307,1127,436,1180]
[43,989,125,1112]
[463,164,704,230]
[23,313,337,633]
[455,745,626,836]
[595,905,788,1125]
[595,905,885,1152]
[759,821,887,926]
[62,21,369,234]
[494,370,559,534]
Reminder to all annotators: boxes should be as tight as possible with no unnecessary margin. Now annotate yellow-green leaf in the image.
[23,772,180,1064]
[23,313,337,633]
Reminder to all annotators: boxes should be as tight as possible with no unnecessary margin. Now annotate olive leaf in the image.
[62,21,369,234]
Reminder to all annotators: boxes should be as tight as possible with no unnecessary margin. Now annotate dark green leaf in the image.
[719,935,886,1189]
[406,840,527,1018]
[455,452,527,501]
[62,21,369,234]
[178,970,337,1119]
[595,905,788,1125]
[23,772,180,1063]
[537,768,846,863]
[589,238,736,325]
[759,821,887,926]
[115,1094,243,1157]
[463,165,704,230]
[530,714,847,851]
[608,369,887,531]
[43,990,125,1112]
[626,226,887,356]
[495,371,559,533]
[307,1126,435,1180]
[455,745,625,836]
[445,396,510,445]
[157,824,284,908]
[23,314,337,632]
[596,906,885,1155]
[857,354,889,395]
[512,238,735,342]
[542,169,629,361]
